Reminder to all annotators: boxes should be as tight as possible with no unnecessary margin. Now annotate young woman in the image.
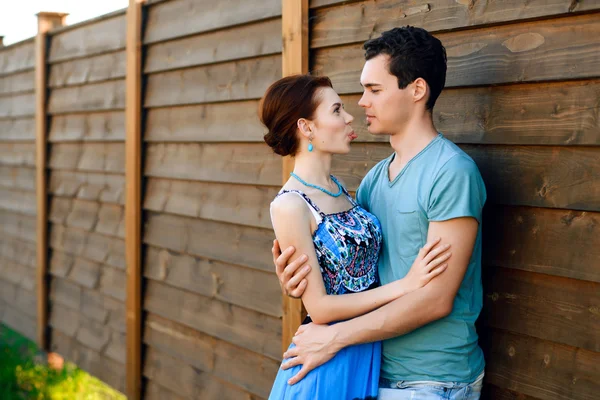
[260,75,451,400]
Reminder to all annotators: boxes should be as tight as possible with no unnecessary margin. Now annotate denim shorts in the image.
[378,371,484,400]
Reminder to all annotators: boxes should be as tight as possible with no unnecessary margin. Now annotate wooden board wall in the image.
[0,38,39,342]
[308,1,600,399]
[44,10,128,394]
[140,0,283,398]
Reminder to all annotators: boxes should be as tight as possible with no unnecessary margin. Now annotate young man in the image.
[272,26,486,399]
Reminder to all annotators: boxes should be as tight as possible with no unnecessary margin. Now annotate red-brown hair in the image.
[259,74,333,156]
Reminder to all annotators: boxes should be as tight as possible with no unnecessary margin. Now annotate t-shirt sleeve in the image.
[427,155,486,224]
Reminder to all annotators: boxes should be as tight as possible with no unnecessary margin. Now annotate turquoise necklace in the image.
[290,172,343,197]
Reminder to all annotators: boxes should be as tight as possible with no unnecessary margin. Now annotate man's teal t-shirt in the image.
[356,133,486,383]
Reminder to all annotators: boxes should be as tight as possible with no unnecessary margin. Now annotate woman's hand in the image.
[402,237,451,294]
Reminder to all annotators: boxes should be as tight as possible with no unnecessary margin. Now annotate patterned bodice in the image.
[275,183,382,295]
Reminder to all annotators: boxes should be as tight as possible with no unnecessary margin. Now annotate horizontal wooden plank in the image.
[1,305,37,341]
[144,0,281,44]
[81,288,125,333]
[144,280,281,360]
[49,223,125,270]
[49,51,126,88]
[145,143,280,186]
[49,112,125,142]
[0,209,36,243]
[49,250,101,290]
[145,55,281,107]
[145,18,281,73]
[0,187,36,216]
[311,0,600,48]
[144,211,274,273]
[483,206,600,284]
[49,329,126,393]
[144,178,277,229]
[145,381,186,400]
[48,273,125,334]
[482,267,600,353]
[50,197,124,239]
[0,39,35,75]
[48,80,125,114]
[98,266,126,302]
[0,166,35,191]
[483,384,540,400]
[144,314,279,398]
[0,260,36,292]
[0,93,35,118]
[481,329,599,400]
[310,0,361,9]
[48,13,126,63]
[343,79,600,145]
[467,145,600,211]
[143,346,264,400]
[49,170,125,204]
[0,70,35,95]
[49,301,126,364]
[145,100,264,142]
[0,118,36,142]
[312,13,600,93]
[49,142,125,173]
[144,246,281,317]
[0,143,36,167]
[0,235,37,269]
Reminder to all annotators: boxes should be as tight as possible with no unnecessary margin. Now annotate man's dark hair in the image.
[363,26,447,111]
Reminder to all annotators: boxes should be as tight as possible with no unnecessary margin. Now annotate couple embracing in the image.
[260,26,486,400]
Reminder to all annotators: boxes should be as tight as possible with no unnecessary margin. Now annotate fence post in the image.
[280,0,308,354]
[125,0,145,399]
[35,11,67,351]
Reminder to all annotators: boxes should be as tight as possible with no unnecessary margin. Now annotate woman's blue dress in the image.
[269,180,383,400]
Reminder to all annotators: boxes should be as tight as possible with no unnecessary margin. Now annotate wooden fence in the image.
[0,0,598,399]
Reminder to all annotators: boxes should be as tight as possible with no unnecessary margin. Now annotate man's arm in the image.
[334,217,478,345]
[282,217,478,384]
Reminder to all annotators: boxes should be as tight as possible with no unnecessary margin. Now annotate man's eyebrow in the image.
[360,82,382,88]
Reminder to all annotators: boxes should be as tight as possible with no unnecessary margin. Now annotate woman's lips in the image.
[348,131,358,140]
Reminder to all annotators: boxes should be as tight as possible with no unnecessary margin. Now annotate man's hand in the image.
[280,323,340,385]
[272,239,311,298]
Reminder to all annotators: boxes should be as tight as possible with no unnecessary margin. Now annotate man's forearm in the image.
[331,285,450,350]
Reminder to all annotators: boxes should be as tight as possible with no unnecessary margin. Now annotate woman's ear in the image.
[413,78,428,103]
[297,118,313,139]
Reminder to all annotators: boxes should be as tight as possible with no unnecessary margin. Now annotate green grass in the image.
[0,324,125,400]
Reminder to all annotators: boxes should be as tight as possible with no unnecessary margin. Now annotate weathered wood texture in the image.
[145,55,281,107]
[0,39,35,75]
[143,0,281,44]
[310,0,600,48]
[0,118,36,142]
[48,12,126,63]
[312,13,600,93]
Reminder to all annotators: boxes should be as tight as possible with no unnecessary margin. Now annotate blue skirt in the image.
[268,340,381,400]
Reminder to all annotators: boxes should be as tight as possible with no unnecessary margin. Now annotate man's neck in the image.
[389,118,439,167]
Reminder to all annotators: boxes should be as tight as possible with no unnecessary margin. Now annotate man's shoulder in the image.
[434,137,480,177]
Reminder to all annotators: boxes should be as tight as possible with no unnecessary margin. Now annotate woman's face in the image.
[309,87,356,154]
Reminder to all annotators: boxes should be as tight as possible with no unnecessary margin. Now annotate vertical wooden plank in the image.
[281,0,308,354]
[35,11,68,351]
[126,1,144,399]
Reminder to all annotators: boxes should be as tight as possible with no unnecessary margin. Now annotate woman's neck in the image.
[291,152,334,188]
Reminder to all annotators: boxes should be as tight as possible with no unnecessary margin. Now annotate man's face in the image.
[358,54,413,135]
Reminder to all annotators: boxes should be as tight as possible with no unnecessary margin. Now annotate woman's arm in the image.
[271,195,450,325]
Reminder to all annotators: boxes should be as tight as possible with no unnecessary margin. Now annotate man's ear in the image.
[413,78,428,103]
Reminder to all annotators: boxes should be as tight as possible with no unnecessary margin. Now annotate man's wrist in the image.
[330,322,348,352]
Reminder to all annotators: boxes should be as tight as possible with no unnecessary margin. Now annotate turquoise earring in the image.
[308,135,313,152]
